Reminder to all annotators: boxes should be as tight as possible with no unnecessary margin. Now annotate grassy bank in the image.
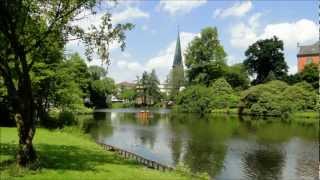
[0,127,190,180]
[291,111,319,118]
[211,108,318,119]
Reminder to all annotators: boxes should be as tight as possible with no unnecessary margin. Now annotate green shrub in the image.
[76,114,95,133]
[42,109,76,129]
[282,81,317,111]
[239,80,316,116]
[58,111,76,126]
[211,78,239,109]
[175,85,213,114]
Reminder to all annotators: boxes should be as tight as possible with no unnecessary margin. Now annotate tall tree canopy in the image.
[136,70,161,106]
[185,27,227,86]
[244,36,288,84]
[224,63,249,90]
[0,0,133,167]
[300,63,319,90]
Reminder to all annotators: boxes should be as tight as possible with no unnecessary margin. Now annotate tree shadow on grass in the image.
[0,143,138,173]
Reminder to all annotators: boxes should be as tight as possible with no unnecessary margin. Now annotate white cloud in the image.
[288,65,298,75]
[230,17,318,50]
[158,0,207,15]
[214,1,252,18]
[227,55,241,65]
[230,22,258,49]
[248,12,262,29]
[112,7,149,23]
[260,19,318,49]
[109,60,145,82]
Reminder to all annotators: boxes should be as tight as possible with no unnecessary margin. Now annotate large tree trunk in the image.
[15,72,37,167]
[15,112,37,166]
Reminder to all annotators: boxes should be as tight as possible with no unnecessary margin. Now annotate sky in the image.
[65,0,319,83]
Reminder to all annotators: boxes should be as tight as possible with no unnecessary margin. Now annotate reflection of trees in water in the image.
[295,141,319,179]
[168,114,186,165]
[239,116,318,142]
[184,138,226,177]
[90,112,113,141]
[242,148,285,180]
[135,127,156,149]
[296,155,318,178]
[134,114,157,149]
[170,114,239,177]
[93,112,110,121]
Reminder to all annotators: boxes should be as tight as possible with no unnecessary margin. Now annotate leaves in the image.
[240,80,316,116]
[137,70,161,105]
[185,27,227,86]
[244,36,288,84]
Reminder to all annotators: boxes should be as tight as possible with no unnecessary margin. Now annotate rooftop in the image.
[298,41,320,56]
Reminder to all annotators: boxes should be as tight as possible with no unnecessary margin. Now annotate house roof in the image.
[298,41,320,56]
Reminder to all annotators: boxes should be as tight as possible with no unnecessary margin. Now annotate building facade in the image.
[297,41,320,72]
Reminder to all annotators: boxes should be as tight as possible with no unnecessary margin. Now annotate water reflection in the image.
[87,109,319,179]
[243,148,284,180]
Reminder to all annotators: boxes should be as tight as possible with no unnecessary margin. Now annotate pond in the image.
[88,108,319,179]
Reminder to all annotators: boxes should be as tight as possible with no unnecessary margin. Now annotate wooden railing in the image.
[96,142,174,171]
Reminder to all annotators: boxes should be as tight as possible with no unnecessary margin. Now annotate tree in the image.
[53,55,91,111]
[119,88,136,104]
[136,70,161,106]
[185,27,227,86]
[90,77,116,108]
[0,0,133,166]
[224,63,249,90]
[88,65,107,81]
[300,63,319,90]
[148,70,161,103]
[244,36,288,84]
[284,73,302,85]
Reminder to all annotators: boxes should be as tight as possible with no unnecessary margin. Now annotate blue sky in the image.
[66,0,318,83]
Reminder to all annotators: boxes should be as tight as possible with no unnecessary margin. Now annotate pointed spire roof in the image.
[172,27,183,68]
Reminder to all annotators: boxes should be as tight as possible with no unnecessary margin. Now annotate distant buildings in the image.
[115,28,185,105]
[297,41,319,72]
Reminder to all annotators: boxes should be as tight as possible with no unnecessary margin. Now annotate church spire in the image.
[172,26,182,68]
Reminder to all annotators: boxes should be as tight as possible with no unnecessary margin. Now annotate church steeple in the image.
[172,27,183,68]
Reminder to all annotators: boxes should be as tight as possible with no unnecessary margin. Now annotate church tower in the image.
[169,28,185,98]
[173,30,183,68]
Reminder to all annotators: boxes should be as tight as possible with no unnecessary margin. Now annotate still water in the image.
[88,108,319,179]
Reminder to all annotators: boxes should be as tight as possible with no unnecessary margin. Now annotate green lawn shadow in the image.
[0,143,138,172]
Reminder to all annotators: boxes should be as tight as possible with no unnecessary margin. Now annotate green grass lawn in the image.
[0,127,191,180]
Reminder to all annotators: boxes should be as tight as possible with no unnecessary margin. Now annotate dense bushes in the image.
[175,85,214,113]
[41,110,76,129]
[282,82,317,111]
[175,78,238,113]
[239,80,317,116]
[41,109,94,130]
[211,78,239,109]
